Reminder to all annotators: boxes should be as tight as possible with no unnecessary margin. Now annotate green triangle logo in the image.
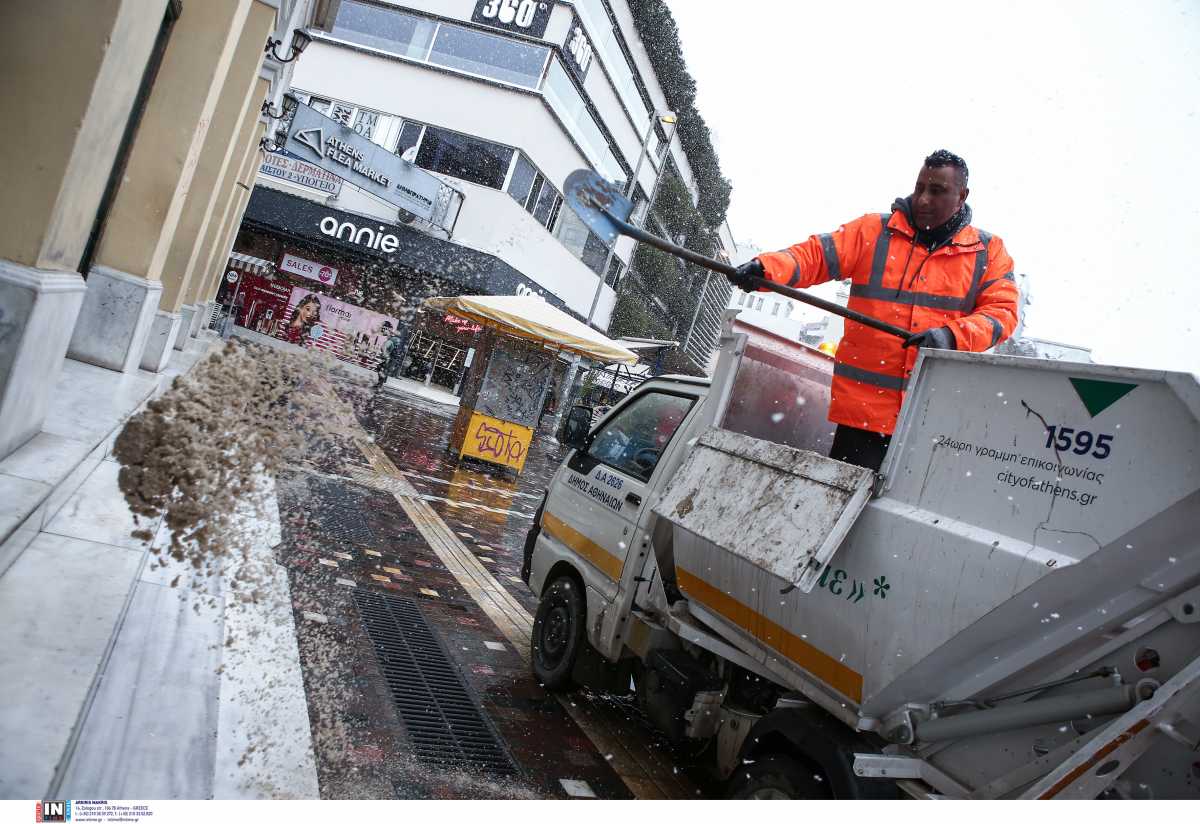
[1069,378,1138,417]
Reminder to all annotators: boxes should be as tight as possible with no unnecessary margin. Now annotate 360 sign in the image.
[472,0,550,37]
[563,12,594,81]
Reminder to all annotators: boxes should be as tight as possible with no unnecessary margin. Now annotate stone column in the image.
[188,96,269,328]
[159,0,276,356]
[67,0,254,374]
[181,77,270,344]
[0,0,165,460]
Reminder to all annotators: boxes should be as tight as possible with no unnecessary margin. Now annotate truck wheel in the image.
[729,755,833,800]
[531,575,585,691]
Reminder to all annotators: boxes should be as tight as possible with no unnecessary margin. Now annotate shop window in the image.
[428,22,549,89]
[605,257,624,288]
[581,232,609,275]
[531,180,561,227]
[507,153,537,208]
[525,173,544,214]
[395,121,424,159]
[331,1,437,59]
[554,203,590,260]
[553,205,607,276]
[415,126,514,189]
[542,59,626,187]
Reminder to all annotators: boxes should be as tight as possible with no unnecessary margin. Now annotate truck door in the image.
[543,390,696,602]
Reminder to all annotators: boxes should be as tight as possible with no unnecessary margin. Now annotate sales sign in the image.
[283,101,443,221]
[281,252,339,286]
[471,0,551,38]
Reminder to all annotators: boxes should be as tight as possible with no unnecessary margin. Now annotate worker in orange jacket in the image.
[728,150,1020,471]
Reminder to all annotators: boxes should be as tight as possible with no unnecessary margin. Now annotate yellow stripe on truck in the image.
[542,511,624,581]
[676,567,864,704]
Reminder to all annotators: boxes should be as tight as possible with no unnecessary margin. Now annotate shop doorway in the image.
[405,330,469,392]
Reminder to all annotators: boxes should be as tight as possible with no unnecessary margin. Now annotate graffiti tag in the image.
[473,420,526,463]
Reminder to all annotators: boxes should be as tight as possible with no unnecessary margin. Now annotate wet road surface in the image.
[274,371,720,799]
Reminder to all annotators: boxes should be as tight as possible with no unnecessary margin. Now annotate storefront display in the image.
[278,286,400,370]
[401,309,483,391]
[229,272,293,337]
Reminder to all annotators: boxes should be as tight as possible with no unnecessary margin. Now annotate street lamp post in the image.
[552,110,676,434]
[681,269,712,355]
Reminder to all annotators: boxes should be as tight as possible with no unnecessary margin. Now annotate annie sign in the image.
[280,252,338,286]
[283,101,443,221]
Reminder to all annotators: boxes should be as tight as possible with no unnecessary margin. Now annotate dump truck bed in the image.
[654,350,1200,728]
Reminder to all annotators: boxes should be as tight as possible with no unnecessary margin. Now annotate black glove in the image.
[726,258,765,291]
[902,326,957,350]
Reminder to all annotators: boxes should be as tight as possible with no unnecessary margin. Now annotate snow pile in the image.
[113,339,354,584]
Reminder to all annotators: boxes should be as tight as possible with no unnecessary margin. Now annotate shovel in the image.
[563,169,911,341]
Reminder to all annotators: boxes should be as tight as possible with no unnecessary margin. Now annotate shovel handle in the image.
[608,212,911,341]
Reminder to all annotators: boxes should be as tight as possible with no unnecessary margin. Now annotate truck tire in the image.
[735,706,898,799]
[728,755,833,800]
[531,575,585,691]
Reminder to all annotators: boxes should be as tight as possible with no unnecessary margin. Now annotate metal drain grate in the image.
[353,589,517,775]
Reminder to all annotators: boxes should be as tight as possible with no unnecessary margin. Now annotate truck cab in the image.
[525,374,710,680]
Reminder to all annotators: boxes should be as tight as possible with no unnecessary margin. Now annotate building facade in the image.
[223,0,728,389]
[0,0,333,462]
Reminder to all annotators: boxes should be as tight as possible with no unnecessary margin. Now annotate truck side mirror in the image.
[560,405,592,450]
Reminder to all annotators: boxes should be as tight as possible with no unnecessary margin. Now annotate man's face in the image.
[911,165,968,230]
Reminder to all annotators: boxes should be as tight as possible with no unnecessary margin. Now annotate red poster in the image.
[231,274,294,338]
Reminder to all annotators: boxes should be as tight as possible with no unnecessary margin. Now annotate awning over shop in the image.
[424,295,637,365]
[228,251,273,275]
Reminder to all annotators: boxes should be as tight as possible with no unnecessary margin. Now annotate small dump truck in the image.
[521,313,1200,799]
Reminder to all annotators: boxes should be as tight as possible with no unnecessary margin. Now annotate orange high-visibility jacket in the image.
[757,208,1020,435]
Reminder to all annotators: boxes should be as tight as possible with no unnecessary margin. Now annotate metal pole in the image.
[223,267,247,339]
[585,116,658,324]
[554,113,669,434]
[681,269,712,356]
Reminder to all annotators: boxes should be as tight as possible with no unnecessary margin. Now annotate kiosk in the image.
[423,295,636,473]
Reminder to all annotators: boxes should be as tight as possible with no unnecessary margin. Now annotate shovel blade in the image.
[563,169,634,246]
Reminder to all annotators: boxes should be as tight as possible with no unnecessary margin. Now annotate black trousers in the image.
[829,424,892,472]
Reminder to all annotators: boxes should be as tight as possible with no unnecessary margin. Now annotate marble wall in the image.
[67,265,162,372]
[140,310,182,372]
[0,260,87,460]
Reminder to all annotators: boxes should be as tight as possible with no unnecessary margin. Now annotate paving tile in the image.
[43,460,155,550]
[559,778,597,798]
[0,533,143,797]
[0,431,93,487]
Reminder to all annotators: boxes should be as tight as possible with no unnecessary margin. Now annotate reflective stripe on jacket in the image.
[757,209,1019,435]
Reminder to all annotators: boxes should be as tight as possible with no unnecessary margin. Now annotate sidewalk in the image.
[0,333,317,799]
[381,375,461,408]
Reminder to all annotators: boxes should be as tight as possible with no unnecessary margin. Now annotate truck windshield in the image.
[588,391,694,482]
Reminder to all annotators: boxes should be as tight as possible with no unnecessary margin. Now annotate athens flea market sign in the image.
[283,100,443,221]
